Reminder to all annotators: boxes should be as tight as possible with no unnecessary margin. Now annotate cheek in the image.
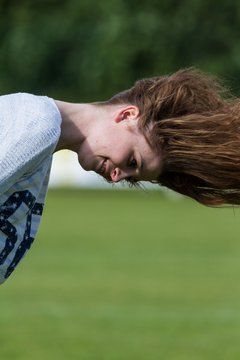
[111,144,131,164]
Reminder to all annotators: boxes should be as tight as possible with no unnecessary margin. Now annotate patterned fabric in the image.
[0,93,61,283]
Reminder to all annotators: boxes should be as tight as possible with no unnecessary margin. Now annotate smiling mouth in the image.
[96,158,113,182]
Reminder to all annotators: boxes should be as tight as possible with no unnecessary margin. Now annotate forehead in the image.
[132,128,162,181]
[139,152,162,181]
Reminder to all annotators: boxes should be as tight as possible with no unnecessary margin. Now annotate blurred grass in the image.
[1,188,240,360]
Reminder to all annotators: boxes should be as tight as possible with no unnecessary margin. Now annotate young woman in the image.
[0,68,237,283]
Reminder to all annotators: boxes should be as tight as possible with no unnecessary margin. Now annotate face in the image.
[77,106,162,183]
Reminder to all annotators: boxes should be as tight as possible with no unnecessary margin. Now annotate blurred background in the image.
[1,1,240,360]
[1,0,240,188]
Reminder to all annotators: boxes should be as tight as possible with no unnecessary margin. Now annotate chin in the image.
[77,156,89,171]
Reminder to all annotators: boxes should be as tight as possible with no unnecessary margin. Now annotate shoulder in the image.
[0,92,62,142]
[0,93,62,194]
[0,92,61,127]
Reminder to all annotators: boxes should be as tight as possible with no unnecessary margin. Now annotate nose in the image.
[111,167,133,182]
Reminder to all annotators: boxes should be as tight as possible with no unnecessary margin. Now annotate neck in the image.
[54,100,98,152]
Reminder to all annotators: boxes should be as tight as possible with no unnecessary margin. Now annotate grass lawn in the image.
[1,188,240,360]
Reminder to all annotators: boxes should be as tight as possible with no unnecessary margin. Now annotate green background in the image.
[1,0,240,100]
[1,189,240,360]
[1,2,240,358]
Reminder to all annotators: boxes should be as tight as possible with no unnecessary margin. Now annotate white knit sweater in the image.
[0,93,61,284]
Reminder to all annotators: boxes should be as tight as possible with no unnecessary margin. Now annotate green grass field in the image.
[1,188,240,360]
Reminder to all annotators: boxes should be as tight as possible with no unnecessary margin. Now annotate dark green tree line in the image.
[1,0,240,101]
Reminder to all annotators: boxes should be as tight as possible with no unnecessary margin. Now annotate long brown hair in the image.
[108,68,240,206]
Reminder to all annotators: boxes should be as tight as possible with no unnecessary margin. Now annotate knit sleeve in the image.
[0,93,62,195]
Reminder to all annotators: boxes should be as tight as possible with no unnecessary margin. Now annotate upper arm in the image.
[0,93,62,195]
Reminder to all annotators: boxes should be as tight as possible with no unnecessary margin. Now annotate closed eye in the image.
[128,158,137,169]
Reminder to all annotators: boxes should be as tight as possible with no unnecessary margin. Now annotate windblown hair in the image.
[107,68,240,206]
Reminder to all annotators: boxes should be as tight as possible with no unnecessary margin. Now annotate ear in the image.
[114,106,139,123]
